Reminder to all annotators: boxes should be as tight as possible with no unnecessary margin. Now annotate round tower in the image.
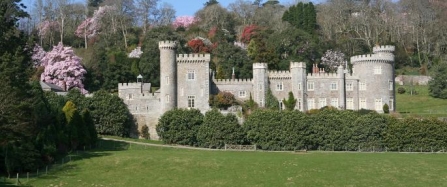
[159,41,178,113]
[253,63,268,107]
[290,62,307,111]
[350,45,395,112]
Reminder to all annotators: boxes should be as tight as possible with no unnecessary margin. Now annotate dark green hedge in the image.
[157,108,447,151]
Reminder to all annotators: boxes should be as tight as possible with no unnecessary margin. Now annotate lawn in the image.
[396,85,447,118]
[16,139,447,187]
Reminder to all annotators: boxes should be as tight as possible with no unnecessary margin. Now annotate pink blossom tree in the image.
[172,16,197,29]
[75,5,115,48]
[321,49,346,72]
[38,42,88,94]
[37,20,59,46]
[31,44,47,67]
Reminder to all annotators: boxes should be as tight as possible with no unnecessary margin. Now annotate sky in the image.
[21,0,326,17]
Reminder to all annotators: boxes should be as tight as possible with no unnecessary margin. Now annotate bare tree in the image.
[135,0,159,34]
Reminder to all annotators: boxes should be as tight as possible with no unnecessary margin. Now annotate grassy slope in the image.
[396,85,447,117]
[25,140,447,187]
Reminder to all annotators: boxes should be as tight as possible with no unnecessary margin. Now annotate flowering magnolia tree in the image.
[321,49,346,72]
[75,5,115,38]
[38,20,59,37]
[34,43,88,94]
[172,16,197,29]
[31,45,47,67]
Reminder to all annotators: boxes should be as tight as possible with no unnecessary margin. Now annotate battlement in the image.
[176,54,210,63]
[350,53,394,64]
[307,72,339,79]
[118,82,151,91]
[253,63,268,69]
[373,45,395,53]
[158,41,177,50]
[290,62,306,69]
[268,70,291,79]
[213,78,253,85]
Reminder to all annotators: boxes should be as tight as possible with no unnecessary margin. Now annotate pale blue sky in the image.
[22,0,326,16]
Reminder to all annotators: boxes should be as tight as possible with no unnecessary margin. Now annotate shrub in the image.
[397,87,406,94]
[209,91,235,109]
[156,109,203,146]
[140,125,150,140]
[383,104,390,114]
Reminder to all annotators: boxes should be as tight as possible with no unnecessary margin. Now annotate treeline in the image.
[157,108,447,152]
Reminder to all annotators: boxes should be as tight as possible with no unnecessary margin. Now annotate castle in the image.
[118,41,395,139]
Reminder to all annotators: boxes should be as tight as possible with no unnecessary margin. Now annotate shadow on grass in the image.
[95,139,135,151]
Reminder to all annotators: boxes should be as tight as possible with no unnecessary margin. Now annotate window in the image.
[346,82,353,91]
[128,94,133,100]
[331,98,339,108]
[318,98,327,108]
[239,91,246,98]
[298,98,302,110]
[360,98,367,109]
[166,76,169,85]
[188,96,195,108]
[389,98,394,111]
[259,99,264,107]
[359,82,366,91]
[389,81,393,90]
[258,84,263,91]
[330,82,338,90]
[374,66,382,74]
[308,98,315,110]
[347,98,354,110]
[307,82,314,91]
[375,98,382,111]
[298,83,302,90]
[187,70,195,80]
[166,95,170,103]
[276,82,283,91]
[279,101,283,110]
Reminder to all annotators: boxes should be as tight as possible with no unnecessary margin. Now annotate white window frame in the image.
[276,82,284,91]
[187,70,195,80]
[359,82,366,91]
[346,98,354,110]
[374,66,382,74]
[330,82,338,90]
[239,91,246,98]
[188,95,195,108]
[346,82,353,91]
[331,98,339,108]
[360,98,367,109]
[318,98,327,109]
[308,98,315,110]
[307,82,314,91]
[389,98,394,111]
[375,98,382,111]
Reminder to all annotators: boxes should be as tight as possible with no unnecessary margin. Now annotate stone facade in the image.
[118,41,396,140]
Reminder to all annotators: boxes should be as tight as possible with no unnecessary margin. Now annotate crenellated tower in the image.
[253,63,268,107]
[350,45,395,112]
[290,62,307,111]
[159,41,178,113]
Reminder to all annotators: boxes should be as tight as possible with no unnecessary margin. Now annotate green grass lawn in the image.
[16,140,447,187]
[396,85,447,118]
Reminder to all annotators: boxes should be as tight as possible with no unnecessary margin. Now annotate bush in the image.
[209,91,235,109]
[383,104,390,114]
[156,109,203,146]
[197,109,246,148]
[140,125,150,139]
[397,87,406,94]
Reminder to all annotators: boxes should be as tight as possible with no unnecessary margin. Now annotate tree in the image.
[321,49,346,72]
[36,42,88,93]
[135,0,159,34]
[89,90,133,137]
[204,0,219,7]
[265,88,279,110]
[173,16,197,29]
[282,92,297,111]
[140,125,150,139]
[62,101,83,150]
[428,63,447,99]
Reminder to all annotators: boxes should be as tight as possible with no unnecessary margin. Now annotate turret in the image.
[159,41,178,113]
[350,45,395,112]
[290,62,307,111]
[253,63,268,107]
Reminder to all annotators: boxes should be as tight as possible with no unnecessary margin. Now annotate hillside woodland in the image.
[1,0,447,176]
